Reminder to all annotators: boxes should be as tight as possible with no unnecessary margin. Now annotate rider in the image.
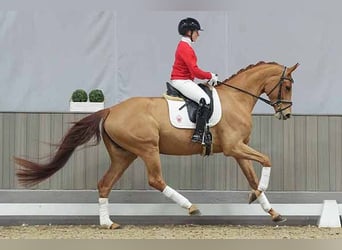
[170,17,219,144]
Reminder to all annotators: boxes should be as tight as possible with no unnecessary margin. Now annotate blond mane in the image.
[224,61,280,82]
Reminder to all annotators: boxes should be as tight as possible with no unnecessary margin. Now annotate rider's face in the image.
[186,30,199,42]
[192,30,199,42]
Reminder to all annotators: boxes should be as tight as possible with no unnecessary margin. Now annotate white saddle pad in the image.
[165,88,222,129]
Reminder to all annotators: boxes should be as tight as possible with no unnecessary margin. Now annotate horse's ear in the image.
[288,63,300,74]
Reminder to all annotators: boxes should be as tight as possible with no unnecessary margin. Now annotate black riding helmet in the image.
[178,17,203,36]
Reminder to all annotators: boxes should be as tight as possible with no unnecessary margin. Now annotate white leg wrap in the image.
[257,192,272,212]
[99,198,114,228]
[162,185,192,209]
[258,167,271,191]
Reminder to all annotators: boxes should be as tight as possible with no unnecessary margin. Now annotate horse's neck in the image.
[220,71,266,112]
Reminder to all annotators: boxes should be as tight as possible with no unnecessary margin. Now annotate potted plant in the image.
[89,89,105,103]
[69,89,105,112]
[71,89,88,102]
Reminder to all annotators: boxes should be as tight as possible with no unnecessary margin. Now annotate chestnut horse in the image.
[14,61,299,229]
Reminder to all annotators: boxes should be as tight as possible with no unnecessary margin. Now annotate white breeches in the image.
[170,79,211,104]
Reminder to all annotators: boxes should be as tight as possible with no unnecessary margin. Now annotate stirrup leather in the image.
[191,99,213,155]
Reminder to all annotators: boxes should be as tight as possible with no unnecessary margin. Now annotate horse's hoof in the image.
[189,205,201,216]
[101,223,121,229]
[248,191,257,204]
[272,214,287,223]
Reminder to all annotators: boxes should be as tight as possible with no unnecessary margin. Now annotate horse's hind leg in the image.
[97,131,137,229]
[235,158,286,223]
[141,151,200,215]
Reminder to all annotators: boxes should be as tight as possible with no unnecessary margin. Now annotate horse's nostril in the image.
[285,113,291,119]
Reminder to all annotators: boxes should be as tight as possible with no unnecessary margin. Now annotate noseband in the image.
[219,66,293,114]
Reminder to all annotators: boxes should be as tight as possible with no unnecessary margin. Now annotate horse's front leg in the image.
[230,142,272,194]
[231,145,286,223]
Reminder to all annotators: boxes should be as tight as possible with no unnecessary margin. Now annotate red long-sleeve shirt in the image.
[170,39,211,81]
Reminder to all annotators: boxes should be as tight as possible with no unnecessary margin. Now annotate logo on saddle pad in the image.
[164,83,222,129]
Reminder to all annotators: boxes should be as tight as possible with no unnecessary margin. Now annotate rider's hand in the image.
[208,73,218,86]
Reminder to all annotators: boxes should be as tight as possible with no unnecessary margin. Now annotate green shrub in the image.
[89,89,104,102]
[71,89,88,102]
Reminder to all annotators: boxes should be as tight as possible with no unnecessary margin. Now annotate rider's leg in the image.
[191,98,210,144]
[170,80,210,104]
[170,80,211,143]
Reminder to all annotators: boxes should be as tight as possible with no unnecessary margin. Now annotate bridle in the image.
[218,66,293,115]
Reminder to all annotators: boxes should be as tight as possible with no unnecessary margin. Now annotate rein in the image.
[218,66,293,113]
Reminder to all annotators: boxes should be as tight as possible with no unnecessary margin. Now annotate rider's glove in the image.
[208,73,219,86]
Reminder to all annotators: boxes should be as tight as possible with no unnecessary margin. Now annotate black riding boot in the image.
[191,98,210,144]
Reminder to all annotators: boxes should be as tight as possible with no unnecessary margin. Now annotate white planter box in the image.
[69,102,104,112]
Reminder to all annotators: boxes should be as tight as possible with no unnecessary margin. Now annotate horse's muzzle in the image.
[274,112,291,120]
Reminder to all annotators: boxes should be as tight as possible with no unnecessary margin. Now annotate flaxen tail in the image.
[14,108,110,187]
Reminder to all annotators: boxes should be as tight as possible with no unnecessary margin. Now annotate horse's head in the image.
[264,63,299,120]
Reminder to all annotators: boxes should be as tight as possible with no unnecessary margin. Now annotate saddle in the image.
[165,82,214,156]
[166,82,214,123]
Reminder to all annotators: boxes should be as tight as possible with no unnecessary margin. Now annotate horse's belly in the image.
[158,135,203,155]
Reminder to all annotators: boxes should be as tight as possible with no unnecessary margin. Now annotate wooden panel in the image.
[202,155,216,190]
[1,113,342,192]
[13,113,27,189]
[163,155,181,189]
[227,157,239,191]
[254,115,272,190]
[0,114,4,188]
[179,155,193,190]
[305,116,318,190]
[37,113,52,190]
[84,143,99,189]
[3,114,17,188]
[189,155,204,190]
[271,118,284,191]
[294,116,307,190]
[283,118,295,190]
[131,157,148,190]
[212,154,228,190]
[72,113,86,189]
[328,117,342,191]
[317,117,330,191]
[61,113,75,189]
[49,113,64,189]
